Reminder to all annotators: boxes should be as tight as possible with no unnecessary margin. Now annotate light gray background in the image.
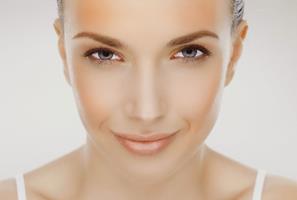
[0,1,296,180]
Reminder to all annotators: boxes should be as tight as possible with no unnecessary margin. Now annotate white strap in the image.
[252,169,266,200]
[15,173,27,200]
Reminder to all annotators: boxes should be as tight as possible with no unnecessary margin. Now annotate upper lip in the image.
[113,131,178,142]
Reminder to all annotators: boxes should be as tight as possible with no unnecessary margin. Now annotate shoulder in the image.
[0,177,49,200]
[262,173,297,200]
[205,147,297,200]
[21,147,84,200]
[0,178,17,200]
[231,172,297,200]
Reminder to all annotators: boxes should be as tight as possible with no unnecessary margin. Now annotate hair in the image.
[231,0,245,32]
[56,0,244,34]
[57,0,64,22]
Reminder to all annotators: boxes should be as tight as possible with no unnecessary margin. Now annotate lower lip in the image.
[114,134,176,156]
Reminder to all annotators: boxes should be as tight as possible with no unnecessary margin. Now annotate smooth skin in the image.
[1,0,297,199]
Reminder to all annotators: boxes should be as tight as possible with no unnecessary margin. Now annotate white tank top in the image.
[15,169,267,200]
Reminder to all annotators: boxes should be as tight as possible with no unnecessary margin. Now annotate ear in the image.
[224,20,249,87]
[53,18,72,86]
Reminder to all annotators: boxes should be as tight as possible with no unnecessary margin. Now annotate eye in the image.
[83,47,122,65]
[171,44,211,63]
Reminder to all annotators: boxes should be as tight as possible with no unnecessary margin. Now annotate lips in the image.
[114,132,175,142]
[112,130,178,155]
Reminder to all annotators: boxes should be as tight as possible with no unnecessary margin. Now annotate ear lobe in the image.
[61,43,71,87]
[224,60,236,87]
[53,18,72,87]
[63,67,71,86]
[224,20,249,87]
[58,37,67,61]
[224,39,242,87]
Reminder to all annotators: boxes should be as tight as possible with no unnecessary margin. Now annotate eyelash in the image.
[83,44,211,65]
[171,44,211,63]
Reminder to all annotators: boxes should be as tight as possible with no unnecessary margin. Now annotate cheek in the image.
[179,73,221,121]
[169,63,224,141]
[70,65,124,133]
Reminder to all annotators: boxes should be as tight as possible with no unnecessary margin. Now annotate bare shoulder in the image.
[228,171,297,200]
[0,147,83,200]
[0,178,18,200]
[205,147,297,200]
[0,177,49,200]
[22,146,84,200]
[262,173,297,200]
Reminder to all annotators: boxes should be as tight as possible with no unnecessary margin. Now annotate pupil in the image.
[99,50,113,59]
[182,48,197,57]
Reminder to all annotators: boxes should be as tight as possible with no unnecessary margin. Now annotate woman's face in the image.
[55,0,246,179]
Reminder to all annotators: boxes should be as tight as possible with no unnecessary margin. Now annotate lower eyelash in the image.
[179,53,208,64]
[83,45,211,65]
[176,45,211,64]
[83,48,119,65]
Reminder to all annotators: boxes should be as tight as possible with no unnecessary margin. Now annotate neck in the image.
[77,137,209,200]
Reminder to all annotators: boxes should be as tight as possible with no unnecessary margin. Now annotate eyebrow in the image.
[72,30,219,49]
[167,30,219,47]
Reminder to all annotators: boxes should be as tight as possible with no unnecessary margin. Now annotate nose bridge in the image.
[126,60,165,122]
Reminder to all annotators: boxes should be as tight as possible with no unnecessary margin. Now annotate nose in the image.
[125,62,165,123]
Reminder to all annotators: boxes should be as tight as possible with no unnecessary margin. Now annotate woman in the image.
[1,0,297,199]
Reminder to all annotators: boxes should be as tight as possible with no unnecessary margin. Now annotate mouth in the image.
[112,131,178,156]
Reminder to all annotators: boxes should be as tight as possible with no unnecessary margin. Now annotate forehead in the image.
[64,0,230,43]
